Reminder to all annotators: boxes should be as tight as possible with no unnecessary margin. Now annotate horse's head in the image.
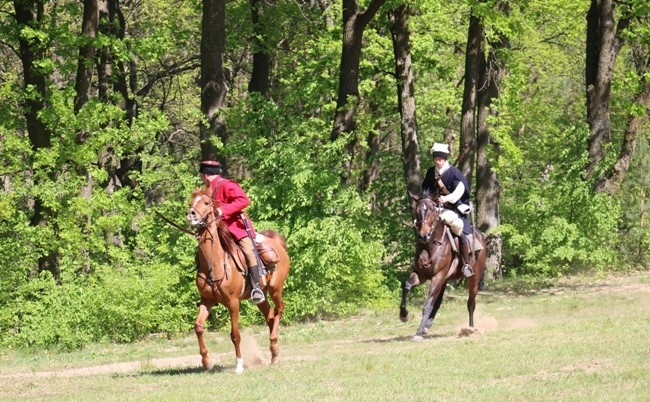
[186,188,215,229]
[409,191,440,242]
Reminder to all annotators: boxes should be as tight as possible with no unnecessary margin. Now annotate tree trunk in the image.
[331,0,387,184]
[248,0,271,98]
[14,0,60,280]
[73,0,100,274]
[200,0,228,164]
[594,77,650,194]
[361,114,381,193]
[476,1,509,282]
[584,0,630,179]
[74,0,99,114]
[389,4,422,202]
[458,11,484,184]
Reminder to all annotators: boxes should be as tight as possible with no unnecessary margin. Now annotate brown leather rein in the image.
[154,210,195,236]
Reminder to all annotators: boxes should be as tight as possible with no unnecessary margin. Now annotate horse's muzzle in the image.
[418,232,432,242]
[186,208,205,229]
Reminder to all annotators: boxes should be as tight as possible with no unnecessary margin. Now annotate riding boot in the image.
[249,265,266,304]
[459,240,474,278]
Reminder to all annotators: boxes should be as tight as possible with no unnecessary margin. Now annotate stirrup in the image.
[461,264,474,278]
[251,287,265,304]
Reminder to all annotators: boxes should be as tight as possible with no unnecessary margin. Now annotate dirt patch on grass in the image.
[0,333,272,383]
[0,355,201,380]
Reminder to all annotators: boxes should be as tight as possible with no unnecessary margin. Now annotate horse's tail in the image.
[261,229,287,249]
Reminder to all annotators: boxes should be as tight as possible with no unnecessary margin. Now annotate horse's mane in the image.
[422,188,438,201]
[189,187,212,202]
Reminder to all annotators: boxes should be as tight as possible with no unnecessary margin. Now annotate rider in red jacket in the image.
[199,160,265,304]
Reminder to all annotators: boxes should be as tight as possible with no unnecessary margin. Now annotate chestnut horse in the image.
[400,191,487,340]
[186,188,290,373]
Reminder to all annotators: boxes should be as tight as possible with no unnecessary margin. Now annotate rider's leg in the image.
[441,209,474,277]
[238,237,266,304]
[458,233,474,277]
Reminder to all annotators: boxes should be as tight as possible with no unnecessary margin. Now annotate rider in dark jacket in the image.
[421,143,474,277]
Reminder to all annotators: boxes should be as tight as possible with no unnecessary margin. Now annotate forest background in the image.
[1,0,649,350]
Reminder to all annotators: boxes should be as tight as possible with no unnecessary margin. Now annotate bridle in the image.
[187,193,216,232]
[186,193,223,287]
[413,197,442,243]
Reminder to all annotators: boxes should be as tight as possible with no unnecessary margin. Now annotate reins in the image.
[155,210,195,236]
[191,198,226,288]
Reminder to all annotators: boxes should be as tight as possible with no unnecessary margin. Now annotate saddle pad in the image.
[445,227,484,252]
[466,233,484,251]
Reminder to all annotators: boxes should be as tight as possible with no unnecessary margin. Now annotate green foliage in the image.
[1,0,649,351]
[618,135,650,268]
[0,261,195,350]
[500,125,620,276]
[226,97,393,320]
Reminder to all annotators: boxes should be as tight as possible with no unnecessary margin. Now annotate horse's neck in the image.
[198,223,226,273]
[427,222,449,250]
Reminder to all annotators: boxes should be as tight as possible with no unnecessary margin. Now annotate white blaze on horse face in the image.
[187,195,207,227]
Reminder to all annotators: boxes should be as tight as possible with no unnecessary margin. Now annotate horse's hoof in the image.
[458,326,481,337]
[412,335,424,342]
[235,358,245,374]
[399,313,410,323]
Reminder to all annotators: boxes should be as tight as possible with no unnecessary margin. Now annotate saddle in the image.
[445,227,484,254]
[255,234,280,266]
[232,234,280,275]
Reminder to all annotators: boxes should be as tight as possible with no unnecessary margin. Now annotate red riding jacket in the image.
[208,176,256,241]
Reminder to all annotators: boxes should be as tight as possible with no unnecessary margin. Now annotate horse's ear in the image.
[408,191,420,203]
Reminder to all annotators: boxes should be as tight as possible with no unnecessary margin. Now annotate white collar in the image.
[437,161,450,175]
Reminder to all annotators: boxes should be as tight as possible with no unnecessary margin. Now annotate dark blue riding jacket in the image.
[422,164,472,236]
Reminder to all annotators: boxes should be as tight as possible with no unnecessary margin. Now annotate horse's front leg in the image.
[226,301,244,373]
[400,272,421,322]
[422,284,447,334]
[414,275,445,341]
[195,300,215,371]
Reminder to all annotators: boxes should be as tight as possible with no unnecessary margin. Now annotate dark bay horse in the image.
[186,188,290,373]
[400,192,487,340]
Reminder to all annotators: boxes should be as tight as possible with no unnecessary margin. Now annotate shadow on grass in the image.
[362,333,447,344]
[124,364,228,377]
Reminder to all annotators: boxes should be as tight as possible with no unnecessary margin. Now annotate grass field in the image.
[1,272,649,401]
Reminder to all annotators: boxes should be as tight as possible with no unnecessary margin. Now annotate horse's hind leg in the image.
[467,276,481,327]
[257,289,284,364]
[195,300,215,371]
[467,242,486,328]
[400,272,421,322]
[269,292,285,363]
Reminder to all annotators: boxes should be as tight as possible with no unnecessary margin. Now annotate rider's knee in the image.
[449,218,464,236]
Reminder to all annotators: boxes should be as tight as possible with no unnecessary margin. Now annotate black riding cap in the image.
[199,160,221,175]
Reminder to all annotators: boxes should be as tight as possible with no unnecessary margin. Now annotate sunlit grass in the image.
[1,272,649,401]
